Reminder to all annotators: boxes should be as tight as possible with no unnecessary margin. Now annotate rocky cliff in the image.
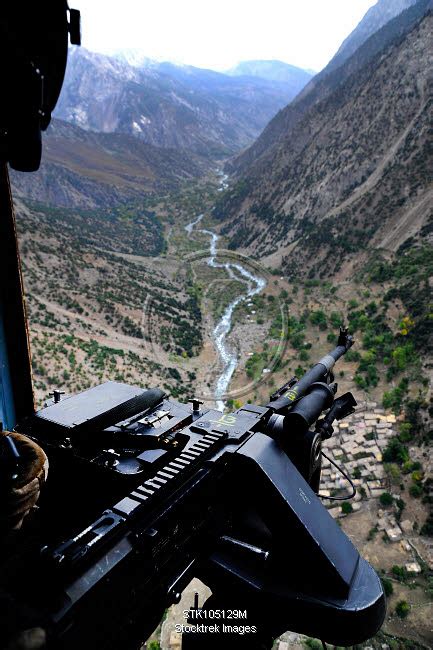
[228,0,431,175]
[54,49,312,158]
[216,8,432,281]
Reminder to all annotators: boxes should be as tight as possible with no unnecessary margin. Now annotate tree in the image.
[379,492,393,507]
[330,312,343,328]
[395,600,410,618]
[310,310,327,330]
[341,502,353,515]
[383,438,409,465]
[392,565,407,581]
[421,512,433,537]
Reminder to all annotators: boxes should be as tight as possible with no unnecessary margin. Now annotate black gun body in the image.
[1,332,385,648]
[51,466,227,649]
[33,408,382,648]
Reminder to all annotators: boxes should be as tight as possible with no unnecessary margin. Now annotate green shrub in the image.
[398,422,412,441]
[395,600,410,618]
[147,642,161,650]
[367,526,378,541]
[330,312,343,328]
[383,438,409,465]
[379,492,393,507]
[310,310,327,330]
[384,463,401,483]
[421,512,433,537]
[341,502,353,515]
[381,576,394,597]
[383,383,406,413]
[392,565,407,581]
[409,484,423,498]
[402,460,421,474]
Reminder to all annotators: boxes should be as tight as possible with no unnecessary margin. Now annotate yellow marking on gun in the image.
[283,387,299,401]
[210,414,237,427]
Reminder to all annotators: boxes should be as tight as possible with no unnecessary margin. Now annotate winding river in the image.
[185,209,265,411]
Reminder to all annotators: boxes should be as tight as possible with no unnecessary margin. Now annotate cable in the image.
[317,450,356,501]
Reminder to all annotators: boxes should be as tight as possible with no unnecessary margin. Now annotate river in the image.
[185,212,265,411]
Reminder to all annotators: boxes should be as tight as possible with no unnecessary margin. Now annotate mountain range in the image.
[216,0,432,278]
[227,0,429,175]
[54,49,313,157]
[227,60,314,84]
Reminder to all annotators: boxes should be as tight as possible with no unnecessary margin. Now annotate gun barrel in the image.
[266,328,354,413]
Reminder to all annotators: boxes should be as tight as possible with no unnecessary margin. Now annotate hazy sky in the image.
[72,0,377,72]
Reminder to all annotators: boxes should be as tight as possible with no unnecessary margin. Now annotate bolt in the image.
[49,390,65,404]
[189,398,204,413]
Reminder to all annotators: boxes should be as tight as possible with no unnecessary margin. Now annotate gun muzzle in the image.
[266,327,354,414]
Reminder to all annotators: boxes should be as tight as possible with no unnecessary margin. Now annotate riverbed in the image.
[185,213,265,410]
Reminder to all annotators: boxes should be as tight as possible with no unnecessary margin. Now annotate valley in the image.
[14,167,432,649]
[9,0,432,646]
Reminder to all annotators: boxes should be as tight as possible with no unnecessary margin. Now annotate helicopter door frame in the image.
[0,164,34,429]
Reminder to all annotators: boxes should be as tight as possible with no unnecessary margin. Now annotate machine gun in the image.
[0,330,385,649]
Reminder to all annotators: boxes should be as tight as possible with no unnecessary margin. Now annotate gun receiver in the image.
[0,331,385,649]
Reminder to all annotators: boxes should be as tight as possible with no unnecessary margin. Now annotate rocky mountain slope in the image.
[228,0,431,175]
[324,0,418,75]
[10,119,208,208]
[54,49,312,158]
[216,7,432,276]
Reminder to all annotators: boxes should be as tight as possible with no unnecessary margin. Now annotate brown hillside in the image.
[10,119,209,208]
[215,12,432,279]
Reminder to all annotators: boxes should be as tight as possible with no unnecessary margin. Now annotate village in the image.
[322,401,431,566]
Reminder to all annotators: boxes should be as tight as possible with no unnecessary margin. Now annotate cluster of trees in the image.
[29,329,195,402]
[367,244,432,353]
[341,297,424,393]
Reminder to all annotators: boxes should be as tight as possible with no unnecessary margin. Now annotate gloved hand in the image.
[0,431,48,531]
[6,628,46,649]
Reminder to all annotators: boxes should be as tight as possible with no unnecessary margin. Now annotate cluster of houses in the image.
[321,401,431,573]
[321,402,397,514]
